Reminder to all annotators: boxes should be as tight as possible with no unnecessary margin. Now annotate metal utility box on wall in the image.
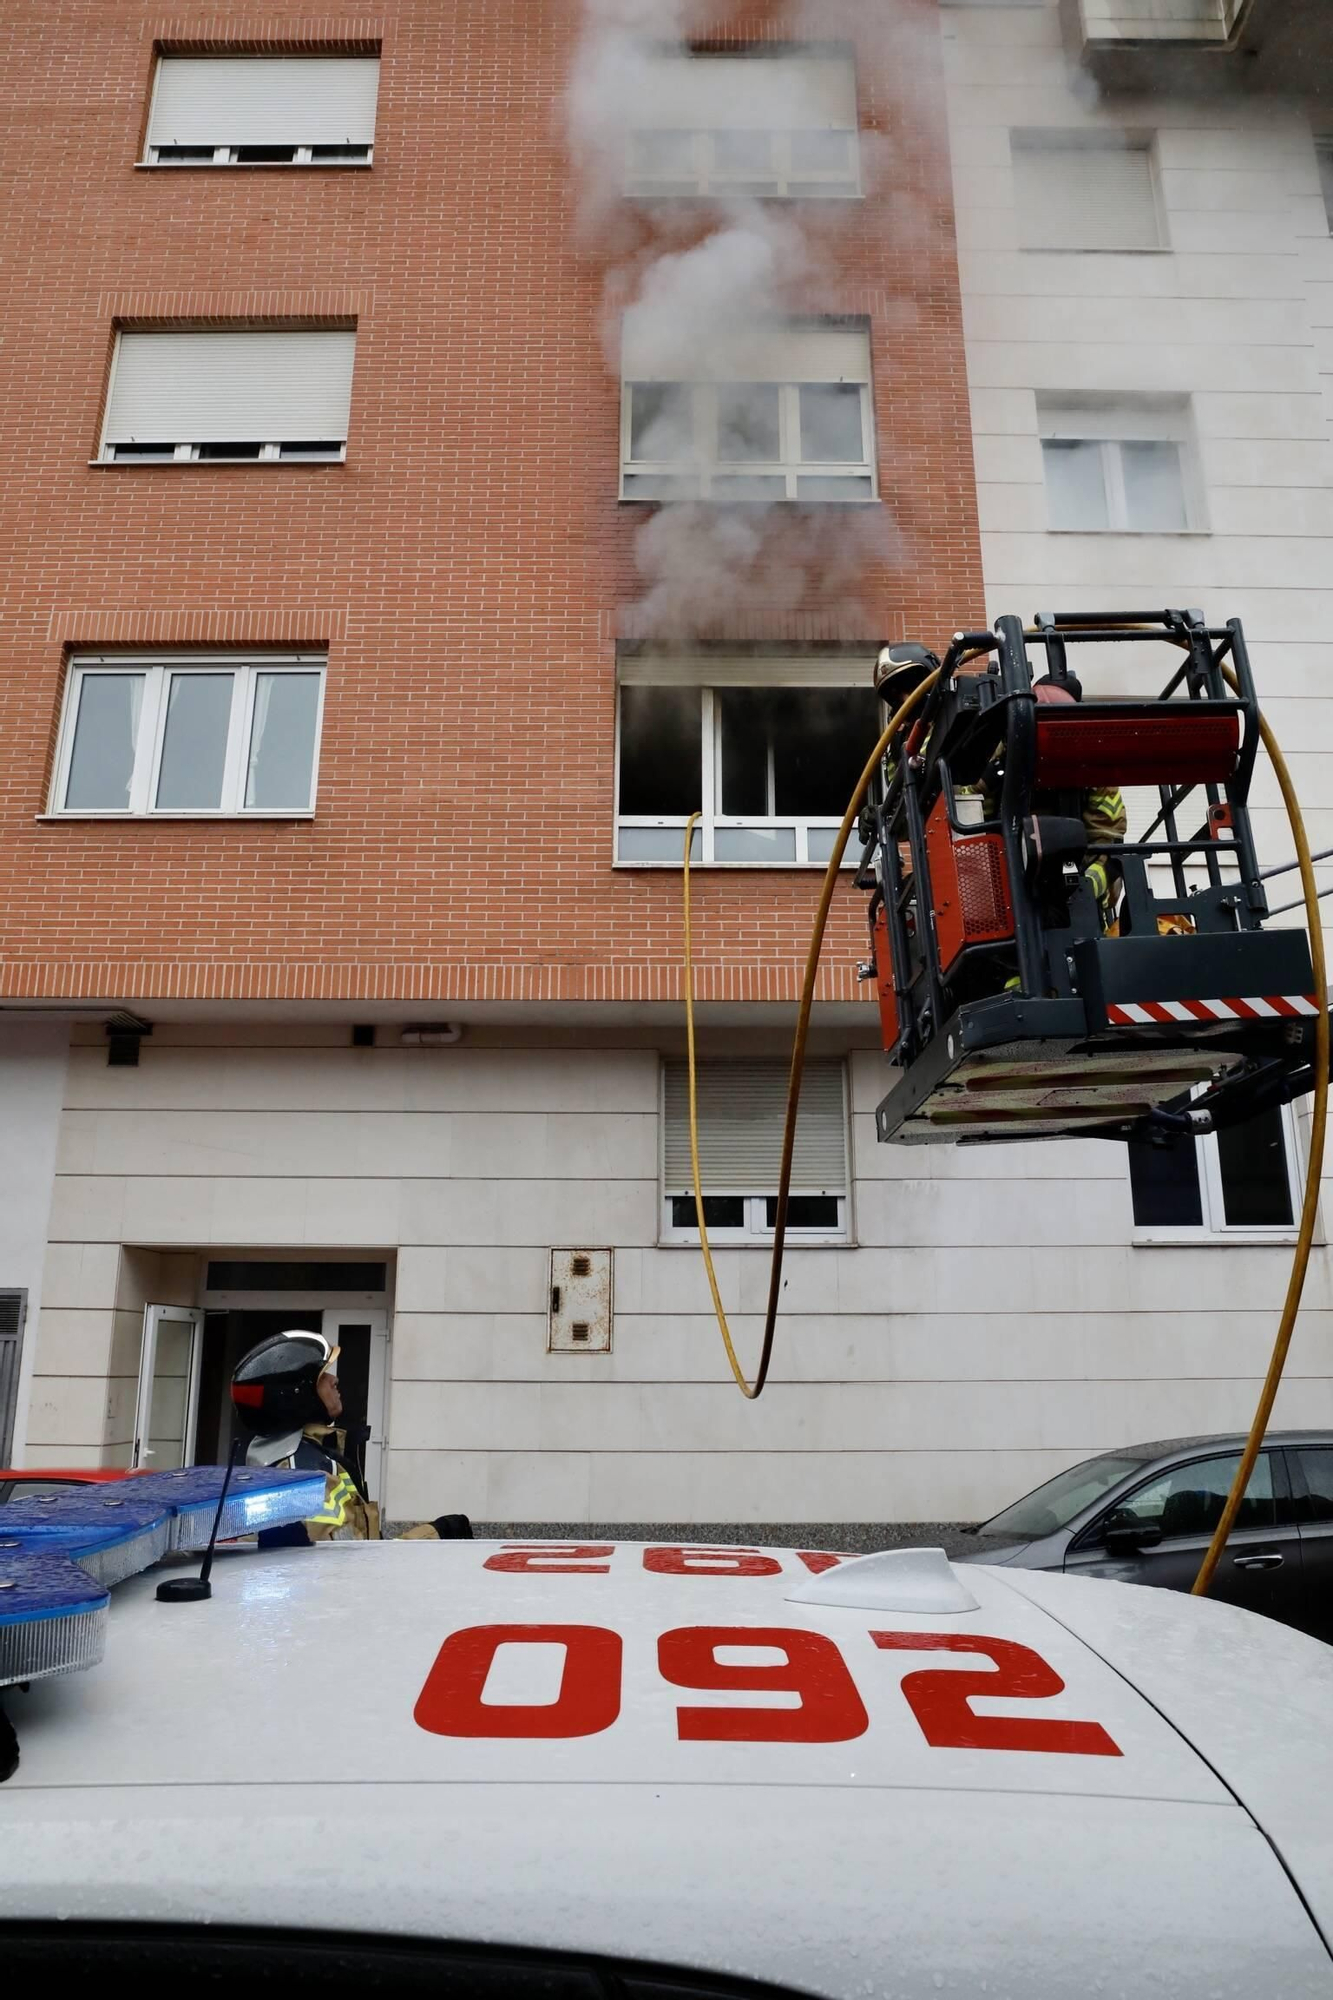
[548,1249,613,1352]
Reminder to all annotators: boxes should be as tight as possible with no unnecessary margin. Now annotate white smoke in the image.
[562,0,932,640]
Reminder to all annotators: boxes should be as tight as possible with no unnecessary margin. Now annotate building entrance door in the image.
[322,1308,389,1503]
[133,1305,205,1469]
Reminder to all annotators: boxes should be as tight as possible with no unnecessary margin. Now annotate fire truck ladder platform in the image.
[863,612,1319,1147]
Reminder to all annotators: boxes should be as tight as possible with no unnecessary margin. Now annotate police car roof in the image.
[4,1540,1332,2000]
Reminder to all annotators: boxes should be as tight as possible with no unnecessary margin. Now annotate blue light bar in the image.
[0,1466,332,1689]
[1,1492,173,1583]
[0,1552,109,1688]
[129,1466,328,1549]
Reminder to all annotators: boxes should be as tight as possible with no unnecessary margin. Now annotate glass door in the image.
[321,1308,389,1501]
[133,1305,205,1469]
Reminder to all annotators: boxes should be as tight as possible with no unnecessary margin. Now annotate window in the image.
[1319,141,1333,233]
[620,321,875,503]
[616,670,879,866]
[661,1061,849,1243]
[144,55,379,166]
[1101,1453,1277,1539]
[1128,1102,1299,1236]
[100,330,355,463]
[1293,1447,1333,1524]
[51,655,325,816]
[625,50,859,200]
[1011,131,1164,251]
[1038,397,1198,532]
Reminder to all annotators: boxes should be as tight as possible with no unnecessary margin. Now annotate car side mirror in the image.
[1102,1515,1163,1556]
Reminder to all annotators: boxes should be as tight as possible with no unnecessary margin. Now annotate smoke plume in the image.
[563,0,935,642]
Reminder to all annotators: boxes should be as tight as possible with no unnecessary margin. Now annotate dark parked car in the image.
[955,1431,1333,1638]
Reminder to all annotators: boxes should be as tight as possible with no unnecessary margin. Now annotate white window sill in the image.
[625,190,863,204]
[1021,245,1172,255]
[135,160,372,172]
[1044,527,1209,537]
[1133,1231,1301,1248]
[656,1237,851,1251]
[618,495,880,508]
[613,859,850,872]
[88,458,346,469]
[37,811,316,823]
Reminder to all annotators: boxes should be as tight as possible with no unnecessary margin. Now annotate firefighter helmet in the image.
[874,642,941,708]
[231,1330,335,1449]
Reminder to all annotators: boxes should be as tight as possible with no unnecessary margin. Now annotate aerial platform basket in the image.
[860,611,1318,1145]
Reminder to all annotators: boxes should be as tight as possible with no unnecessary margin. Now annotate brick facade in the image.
[0,0,982,1007]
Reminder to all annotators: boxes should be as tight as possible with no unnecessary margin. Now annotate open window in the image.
[661,1060,849,1243]
[624,48,859,201]
[1128,1101,1301,1239]
[616,663,879,866]
[144,54,379,166]
[620,320,875,503]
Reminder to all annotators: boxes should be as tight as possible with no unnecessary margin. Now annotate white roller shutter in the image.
[103,331,356,446]
[147,56,380,149]
[1013,138,1161,251]
[663,1062,847,1191]
[636,52,857,133]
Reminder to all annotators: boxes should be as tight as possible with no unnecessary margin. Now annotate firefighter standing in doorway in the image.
[230,1330,473,1546]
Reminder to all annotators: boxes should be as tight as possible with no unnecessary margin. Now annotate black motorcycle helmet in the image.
[874,642,941,709]
[231,1330,333,1439]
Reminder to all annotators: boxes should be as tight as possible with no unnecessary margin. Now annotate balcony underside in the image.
[1062,0,1333,98]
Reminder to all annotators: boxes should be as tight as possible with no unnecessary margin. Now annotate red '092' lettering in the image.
[484,1545,614,1573]
[871,1631,1121,1758]
[658,1625,870,1743]
[414,1624,622,1739]
[643,1547,783,1576]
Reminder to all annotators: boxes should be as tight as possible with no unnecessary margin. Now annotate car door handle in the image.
[1232,1553,1283,1571]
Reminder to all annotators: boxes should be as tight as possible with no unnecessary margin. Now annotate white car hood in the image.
[999,1564,1333,1948]
[1,1541,1330,2000]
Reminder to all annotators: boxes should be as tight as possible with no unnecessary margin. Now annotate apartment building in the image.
[1,0,1330,1529]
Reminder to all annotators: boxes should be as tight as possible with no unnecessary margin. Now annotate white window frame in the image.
[620,379,876,504]
[145,142,373,168]
[614,671,876,869]
[625,127,860,201]
[102,440,347,465]
[49,652,327,819]
[1038,397,1204,534]
[98,329,354,465]
[141,53,378,169]
[659,1062,852,1248]
[1131,1098,1304,1246]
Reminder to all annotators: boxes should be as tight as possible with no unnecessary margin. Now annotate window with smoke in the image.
[617,679,878,866]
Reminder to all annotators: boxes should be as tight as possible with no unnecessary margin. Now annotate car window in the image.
[1113,1453,1276,1539]
[1295,1447,1333,1524]
[0,1476,91,1503]
[979,1453,1146,1539]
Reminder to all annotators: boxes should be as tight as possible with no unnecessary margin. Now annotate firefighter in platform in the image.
[872,646,1125,934]
[1031,674,1127,930]
[230,1330,472,1546]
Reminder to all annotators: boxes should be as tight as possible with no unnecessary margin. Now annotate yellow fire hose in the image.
[683,649,1328,1601]
[681,669,940,1398]
[1191,673,1328,1593]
